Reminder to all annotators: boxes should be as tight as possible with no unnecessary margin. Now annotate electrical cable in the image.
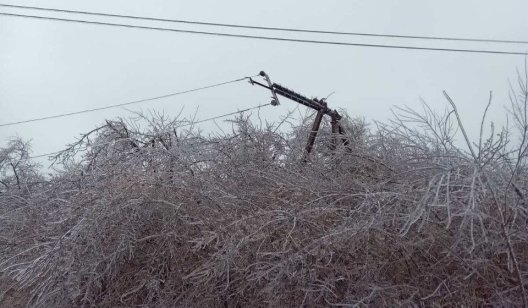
[0,12,526,56]
[26,102,271,159]
[0,76,253,128]
[1,3,527,45]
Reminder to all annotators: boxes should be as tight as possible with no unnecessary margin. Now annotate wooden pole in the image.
[303,109,325,161]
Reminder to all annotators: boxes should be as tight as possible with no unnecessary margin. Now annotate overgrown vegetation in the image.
[1,71,528,307]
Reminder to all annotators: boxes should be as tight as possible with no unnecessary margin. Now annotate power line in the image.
[190,103,269,126]
[0,76,252,128]
[1,3,526,45]
[26,102,271,159]
[0,12,526,56]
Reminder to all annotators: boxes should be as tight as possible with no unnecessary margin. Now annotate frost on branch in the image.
[1,81,528,306]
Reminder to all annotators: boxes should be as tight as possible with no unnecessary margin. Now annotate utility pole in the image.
[249,71,347,161]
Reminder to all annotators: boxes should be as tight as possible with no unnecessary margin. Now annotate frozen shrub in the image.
[1,71,528,306]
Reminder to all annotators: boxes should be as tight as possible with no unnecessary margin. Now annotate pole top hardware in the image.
[251,71,279,106]
[249,70,349,159]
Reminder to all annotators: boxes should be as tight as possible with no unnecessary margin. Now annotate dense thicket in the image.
[1,78,528,307]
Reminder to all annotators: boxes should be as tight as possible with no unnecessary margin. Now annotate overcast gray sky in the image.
[1,0,528,165]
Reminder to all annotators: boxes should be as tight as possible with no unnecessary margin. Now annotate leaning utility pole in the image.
[249,71,348,161]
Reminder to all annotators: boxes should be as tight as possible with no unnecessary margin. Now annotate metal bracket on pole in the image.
[259,71,280,106]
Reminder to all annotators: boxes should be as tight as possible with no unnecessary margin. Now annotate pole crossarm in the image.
[249,71,348,159]
[249,72,341,120]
